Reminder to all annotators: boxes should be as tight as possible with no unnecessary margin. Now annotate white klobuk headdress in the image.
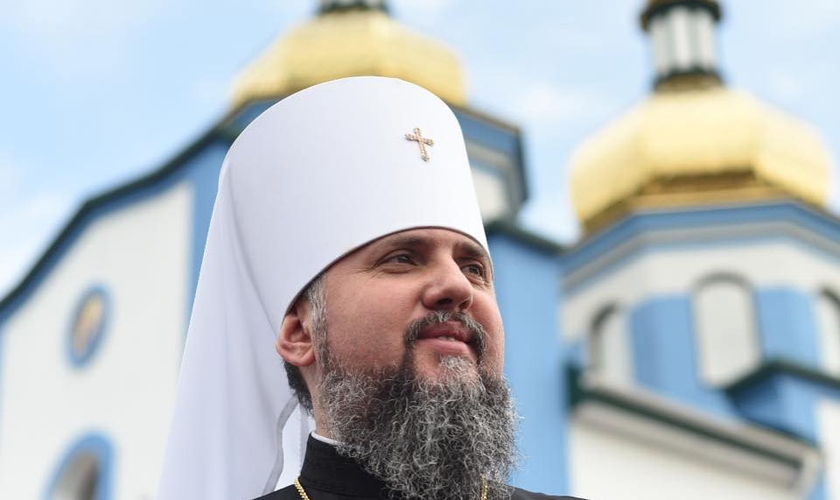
[156,77,487,500]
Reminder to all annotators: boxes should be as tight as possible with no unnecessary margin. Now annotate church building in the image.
[0,1,838,499]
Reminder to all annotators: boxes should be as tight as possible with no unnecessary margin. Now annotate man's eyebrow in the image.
[369,233,491,267]
[374,235,431,252]
[456,240,490,262]
[456,240,494,280]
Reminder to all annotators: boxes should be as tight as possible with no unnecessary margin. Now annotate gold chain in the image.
[293,477,312,500]
[294,476,488,500]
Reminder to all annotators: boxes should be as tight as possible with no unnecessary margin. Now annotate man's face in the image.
[317,227,504,383]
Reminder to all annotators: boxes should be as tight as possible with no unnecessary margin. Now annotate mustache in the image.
[404,311,488,359]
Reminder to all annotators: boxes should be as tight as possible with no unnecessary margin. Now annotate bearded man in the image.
[157,77,583,500]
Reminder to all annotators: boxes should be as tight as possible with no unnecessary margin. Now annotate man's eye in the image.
[384,254,414,265]
[462,263,486,278]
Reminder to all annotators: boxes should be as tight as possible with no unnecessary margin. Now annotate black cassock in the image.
[255,437,584,500]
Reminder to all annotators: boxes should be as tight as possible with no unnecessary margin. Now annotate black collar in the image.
[299,436,392,498]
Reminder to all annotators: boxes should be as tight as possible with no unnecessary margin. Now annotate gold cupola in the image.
[231,0,467,108]
[570,0,833,234]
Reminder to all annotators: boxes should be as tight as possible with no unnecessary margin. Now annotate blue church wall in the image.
[729,361,840,442]
[563,202,840,296]
[0,131,231,446]
[756,288,821,367]
[183,140,230,311]
[628,289,836,434]
[454,109,521,158]
[453,108,528,214]
[630,295,735,417]
[809,479,828,500]
[565,340,588,369]
[728,374,787,429]
[728,371,821,440]
[0,130,232,328]
[487,230,569,494]
[225,100,276,132]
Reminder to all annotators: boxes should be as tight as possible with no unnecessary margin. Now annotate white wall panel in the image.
[695,279,760,384]
[650,16,669,77]
[0,182,192,499]
[591,307,634,385]
[570,416,797,500]
[563,240,840,341]
[472,168,508,222]
[819,400,840,500]
[668,6,693,71]
[815,293,840,376]
[695,10,716,69]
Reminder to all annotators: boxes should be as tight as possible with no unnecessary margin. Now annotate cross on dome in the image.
[231,0,466,108]
[319,0,388,14]
[641,0,723,89]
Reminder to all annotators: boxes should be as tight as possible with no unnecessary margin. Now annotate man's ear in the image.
[276,303,317,367]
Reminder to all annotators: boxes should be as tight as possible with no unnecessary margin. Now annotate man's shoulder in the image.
[256,484,587,500]
[511,486,586,500]
[253,484,299,500]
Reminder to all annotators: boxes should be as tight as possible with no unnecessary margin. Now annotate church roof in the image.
[570,87,833,233]
[231,3,466,107]
[569,0,833,234]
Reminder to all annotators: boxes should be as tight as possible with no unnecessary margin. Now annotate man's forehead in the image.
[351,228,491,261]
[289,228,492,312]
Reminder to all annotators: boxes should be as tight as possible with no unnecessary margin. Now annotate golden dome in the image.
[570,86,833,233]
[231,8,466,107]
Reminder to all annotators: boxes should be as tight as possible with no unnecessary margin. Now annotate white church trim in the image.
[571,369,822,498]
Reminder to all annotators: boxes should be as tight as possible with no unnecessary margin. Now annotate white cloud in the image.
[416,0,449,14]
[394,0,449,19]
[5,0,166,38]
[522,196,581,243]
[0,191,74,297]
[526,18,625,56]
[0,241,35,298]
[2,0,168,80]
[258,0,312,20]
[758,0,840,38]
[0,153,22,197]
[191,77,231,107]
[511,81,619,128]
[796,0,840,34]
[768,72,806,101]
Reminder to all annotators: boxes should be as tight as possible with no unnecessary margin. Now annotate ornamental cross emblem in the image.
[404,127,434,162]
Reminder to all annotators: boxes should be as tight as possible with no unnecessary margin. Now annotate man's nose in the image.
[421,260,474,311]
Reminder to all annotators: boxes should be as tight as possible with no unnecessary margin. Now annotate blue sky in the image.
[1,0,838,297]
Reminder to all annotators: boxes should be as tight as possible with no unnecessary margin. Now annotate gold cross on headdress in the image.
[405,127,434,162]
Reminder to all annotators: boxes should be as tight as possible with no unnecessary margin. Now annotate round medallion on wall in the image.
[67,285,111,367]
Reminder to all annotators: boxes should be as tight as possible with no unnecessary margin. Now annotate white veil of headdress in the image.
[156,76,488,500]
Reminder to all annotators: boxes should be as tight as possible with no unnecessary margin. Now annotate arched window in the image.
[694,275,760,385]
[589,304,633,385]
[45,434,113,500]
[66,285,111,368]
[53,454,98,500]
[815,288,840,377]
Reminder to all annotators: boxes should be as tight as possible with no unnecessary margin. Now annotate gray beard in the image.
[316,312,519,500]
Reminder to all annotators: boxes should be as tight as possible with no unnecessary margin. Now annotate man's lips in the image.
[417,321,473,342]
[416,321,476,357]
